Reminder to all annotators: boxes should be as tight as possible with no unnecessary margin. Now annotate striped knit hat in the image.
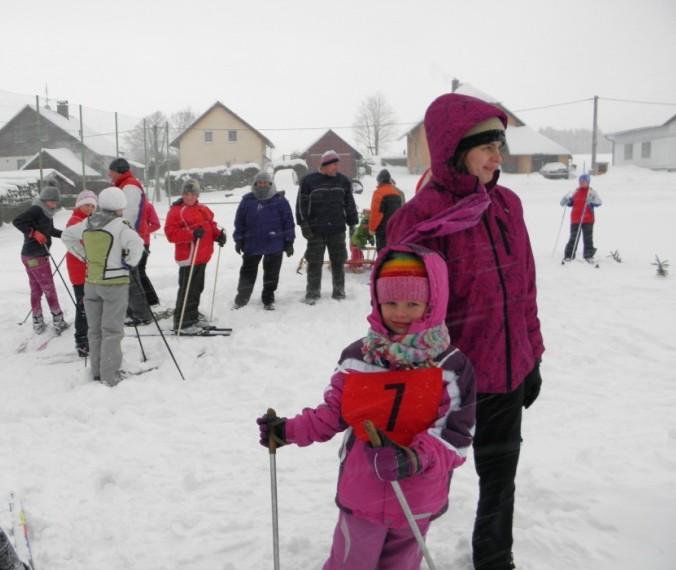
[376,252,429,304]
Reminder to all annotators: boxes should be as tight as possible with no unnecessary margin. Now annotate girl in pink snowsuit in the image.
[258,245,476,569]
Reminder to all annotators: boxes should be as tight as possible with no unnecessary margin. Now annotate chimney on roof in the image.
[451,78,460,92]
[56,100,69,119]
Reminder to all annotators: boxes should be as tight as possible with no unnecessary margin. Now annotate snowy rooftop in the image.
[0,168,75,186]
[506,125,571,156]
[24,148,101,177]
[4,104,118,158]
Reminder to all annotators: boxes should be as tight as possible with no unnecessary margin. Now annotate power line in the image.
[512,98,594,113]
[599,96,676,106]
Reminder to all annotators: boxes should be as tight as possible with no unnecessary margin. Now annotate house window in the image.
[228,130,237,143]
[204,131,213,143]
[641,141,651,159]
[624,143,633,160]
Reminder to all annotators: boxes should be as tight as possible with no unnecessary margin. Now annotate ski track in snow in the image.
[1,165,675,569]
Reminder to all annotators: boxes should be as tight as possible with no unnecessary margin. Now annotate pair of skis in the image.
[4,492,34,570]
[137,325,232,338]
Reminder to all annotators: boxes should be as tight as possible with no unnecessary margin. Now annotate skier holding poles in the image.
[12,182,69,335]
[561,173,602,262]
[164,179,227,334]
[257,246,476,570]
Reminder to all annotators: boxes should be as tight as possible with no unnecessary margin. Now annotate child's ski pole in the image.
[177,238,201,336]
[551,205,568,257]
[266,408,281,570]
[44,247,77,308]
[208,245,222,322]
[363,421,437,570]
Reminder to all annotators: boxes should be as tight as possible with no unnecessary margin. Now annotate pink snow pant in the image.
[323,510,431,570]
[21,255,62,317]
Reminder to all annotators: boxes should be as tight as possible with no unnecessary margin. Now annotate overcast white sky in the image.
[1,0,675,156]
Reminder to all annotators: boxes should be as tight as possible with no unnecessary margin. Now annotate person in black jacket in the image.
[295,150,359,304]
[12,183,69,334]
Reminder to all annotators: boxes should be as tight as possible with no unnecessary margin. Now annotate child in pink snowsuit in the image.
[257,245,476,569]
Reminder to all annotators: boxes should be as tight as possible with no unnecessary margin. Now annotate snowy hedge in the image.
[167,163,260,195]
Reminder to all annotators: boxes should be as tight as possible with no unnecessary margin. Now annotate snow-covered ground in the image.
[1,165,675,569]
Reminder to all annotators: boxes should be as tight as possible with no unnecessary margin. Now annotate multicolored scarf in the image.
[361,323,451,369]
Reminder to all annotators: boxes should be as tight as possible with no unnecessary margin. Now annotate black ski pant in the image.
[127,266,153,321]
[564,222,595,260]
[235,252,283,306]
[138,247,160,306]
[375,227,388,252]
[174,263,206,330]
[472,382,524,570]
[304,231,347,299]
[73,284,88,349]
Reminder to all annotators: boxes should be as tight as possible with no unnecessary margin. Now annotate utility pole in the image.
[591,95,599,174]
[153,124,160,202]
[35,95,43,190]
[165,122,171,204]
[143,119,149,187]
[79,105,86,191]
[115,111,119,157]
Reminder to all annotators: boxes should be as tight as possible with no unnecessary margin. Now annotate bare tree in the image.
[124,110,167,163]
[124,108,196,164]
[353,92,397,156]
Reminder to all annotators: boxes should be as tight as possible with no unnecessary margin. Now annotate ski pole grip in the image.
[363,420,382,448]
[267,407,278,454]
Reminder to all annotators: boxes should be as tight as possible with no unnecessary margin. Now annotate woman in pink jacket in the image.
[258,245,476,569]
[387,93,545,570]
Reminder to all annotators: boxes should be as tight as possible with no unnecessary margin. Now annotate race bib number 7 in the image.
[341,368,443,446]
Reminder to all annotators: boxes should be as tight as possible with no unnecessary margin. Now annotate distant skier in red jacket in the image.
[164,179,226,332]
[561,174,602,261]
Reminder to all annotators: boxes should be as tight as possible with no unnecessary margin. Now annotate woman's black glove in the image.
[523,363,542,409]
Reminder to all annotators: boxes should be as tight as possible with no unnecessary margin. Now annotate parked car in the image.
[351,179,364,194]
[540,162,570,180]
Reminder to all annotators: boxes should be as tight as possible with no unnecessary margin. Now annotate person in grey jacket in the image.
[62,187,144,386]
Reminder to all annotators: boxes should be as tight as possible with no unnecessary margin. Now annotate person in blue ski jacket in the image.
[232,171,295,310]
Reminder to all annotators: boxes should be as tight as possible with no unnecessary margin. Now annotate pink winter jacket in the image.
[387,93,545,394]
[284,244,476,528]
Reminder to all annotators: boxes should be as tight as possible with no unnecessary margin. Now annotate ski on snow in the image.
[7,492,34,570]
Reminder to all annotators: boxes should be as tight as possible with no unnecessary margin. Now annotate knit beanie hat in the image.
[98,186,127,211]
[455,117,506,156]
[320,150,340,167]
[182,179,200,195]
[75,190,98,208]
[376,252,430,304]
[39,183,61,203]
[108,157,130,174]
[376,169,391,185]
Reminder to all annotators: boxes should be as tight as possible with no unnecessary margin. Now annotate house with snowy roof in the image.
[170,101,274,171]
[605,114,676,170]
[0,101,120,173]
[402,83,571,174]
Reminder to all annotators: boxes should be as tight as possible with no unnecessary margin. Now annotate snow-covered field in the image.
[1,164,675,569]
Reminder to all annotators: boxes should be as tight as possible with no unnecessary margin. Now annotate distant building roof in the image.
[506,125,571,156]
[606,113,676,139]
[401,82,527,139]
[301,129,362,158]
[3,104,118,158]
[0,168,75,187]
[23,148,101,177]
[170,101,274,148]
